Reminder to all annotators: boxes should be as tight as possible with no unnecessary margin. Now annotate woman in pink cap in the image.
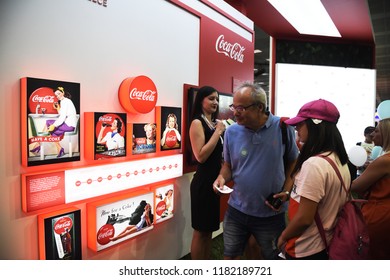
[277,99,351,259]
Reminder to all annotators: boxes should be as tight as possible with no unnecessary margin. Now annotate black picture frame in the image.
[132,123,157,155]
[159,106,182,151]
[93,112,127,159]
[22,77,81,166]
[42,209,82,260]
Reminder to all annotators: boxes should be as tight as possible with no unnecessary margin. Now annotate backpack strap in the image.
[317,155,349,194]
[314,212,329,252]
[314,155,347,254]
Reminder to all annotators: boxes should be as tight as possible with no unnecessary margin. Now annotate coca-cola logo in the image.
[97,224,115,245]
[118,75,158,114]
[156,201,167,216]
[165,130,177,148]
[215,35,245,63]
[53,216,73,235]
[129,89,156,101]
[135,137,146,145]
[28,87,58,114]
[99,116,113,122]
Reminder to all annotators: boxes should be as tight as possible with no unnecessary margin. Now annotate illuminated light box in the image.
[132,123,157,155]
[84,112,127,160]
[38,207,81,260]
[158,106,182,151]
[274,63,376,151]
[154,183,175,223]
[87,190,154,252]
[118,75,158,114]
[22,154,183,212]
[20,77,81,167]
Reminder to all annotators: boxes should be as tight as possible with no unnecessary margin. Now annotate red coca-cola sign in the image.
[97,224,115,245]
[53,216,73,235]
[28,87,57,114]
[118,75,158,114]
[156,201,167,216]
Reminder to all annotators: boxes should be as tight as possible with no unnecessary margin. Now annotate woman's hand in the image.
[277,234,287,252]
[215,120,226,135]
[53,102,60,110]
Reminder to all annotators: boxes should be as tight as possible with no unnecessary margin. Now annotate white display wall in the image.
[0,0,251,260]
[275,63,376,151]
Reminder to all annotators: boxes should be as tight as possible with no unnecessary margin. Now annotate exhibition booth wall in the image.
[0,0,254,259]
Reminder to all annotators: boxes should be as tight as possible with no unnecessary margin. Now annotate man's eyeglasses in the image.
[229,103,257,113]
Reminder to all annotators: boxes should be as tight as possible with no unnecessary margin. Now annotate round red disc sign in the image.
[118,75,158,114]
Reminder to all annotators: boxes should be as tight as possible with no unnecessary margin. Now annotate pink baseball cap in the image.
[285,99,340,126]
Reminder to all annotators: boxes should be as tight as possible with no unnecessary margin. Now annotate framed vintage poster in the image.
[84,112,127,160]
[132,123,157,155]
[183,85,234,173]
[87,191,154,252]
[38,207,82,260]
[21,77,81,166]
[154,183,174,223]
[159,106,182,151]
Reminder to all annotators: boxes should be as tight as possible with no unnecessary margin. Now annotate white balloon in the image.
[370,146,382,160]
[348,146,368,167]
[377,100,390,120]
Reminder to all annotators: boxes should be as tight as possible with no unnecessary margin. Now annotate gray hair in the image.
[234,82,267,110]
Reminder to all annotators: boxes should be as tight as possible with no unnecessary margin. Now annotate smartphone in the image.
[266,193,282,209]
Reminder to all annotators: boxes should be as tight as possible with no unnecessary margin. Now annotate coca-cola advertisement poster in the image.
[132,123,157,154]
[39,209,81,260]
[159,106,181,151]
[21,77,81,167]
[91,192,154,251]
[154,184,174,223]
[90,112,127,160]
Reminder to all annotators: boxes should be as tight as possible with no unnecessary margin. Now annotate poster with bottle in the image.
[84,112,127,160]
[38,208,81,260]
[21,77,81,167]
[154,184,174,223]
[87,192,154,251]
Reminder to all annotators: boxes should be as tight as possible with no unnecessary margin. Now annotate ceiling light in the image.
[267,0,341,37]
[254,49,262,54]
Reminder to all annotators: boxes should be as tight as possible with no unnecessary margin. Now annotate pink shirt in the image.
[286,153,351,258]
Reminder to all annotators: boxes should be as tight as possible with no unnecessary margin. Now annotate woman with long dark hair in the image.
[189,86,226,259]
[277,99,351,259]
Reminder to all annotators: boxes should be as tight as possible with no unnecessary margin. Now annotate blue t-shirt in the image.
[224,112,299,217]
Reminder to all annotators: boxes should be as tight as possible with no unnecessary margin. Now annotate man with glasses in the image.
[213,82,299,260]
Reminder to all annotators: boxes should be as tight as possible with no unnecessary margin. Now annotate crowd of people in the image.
[187,81,389,260]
